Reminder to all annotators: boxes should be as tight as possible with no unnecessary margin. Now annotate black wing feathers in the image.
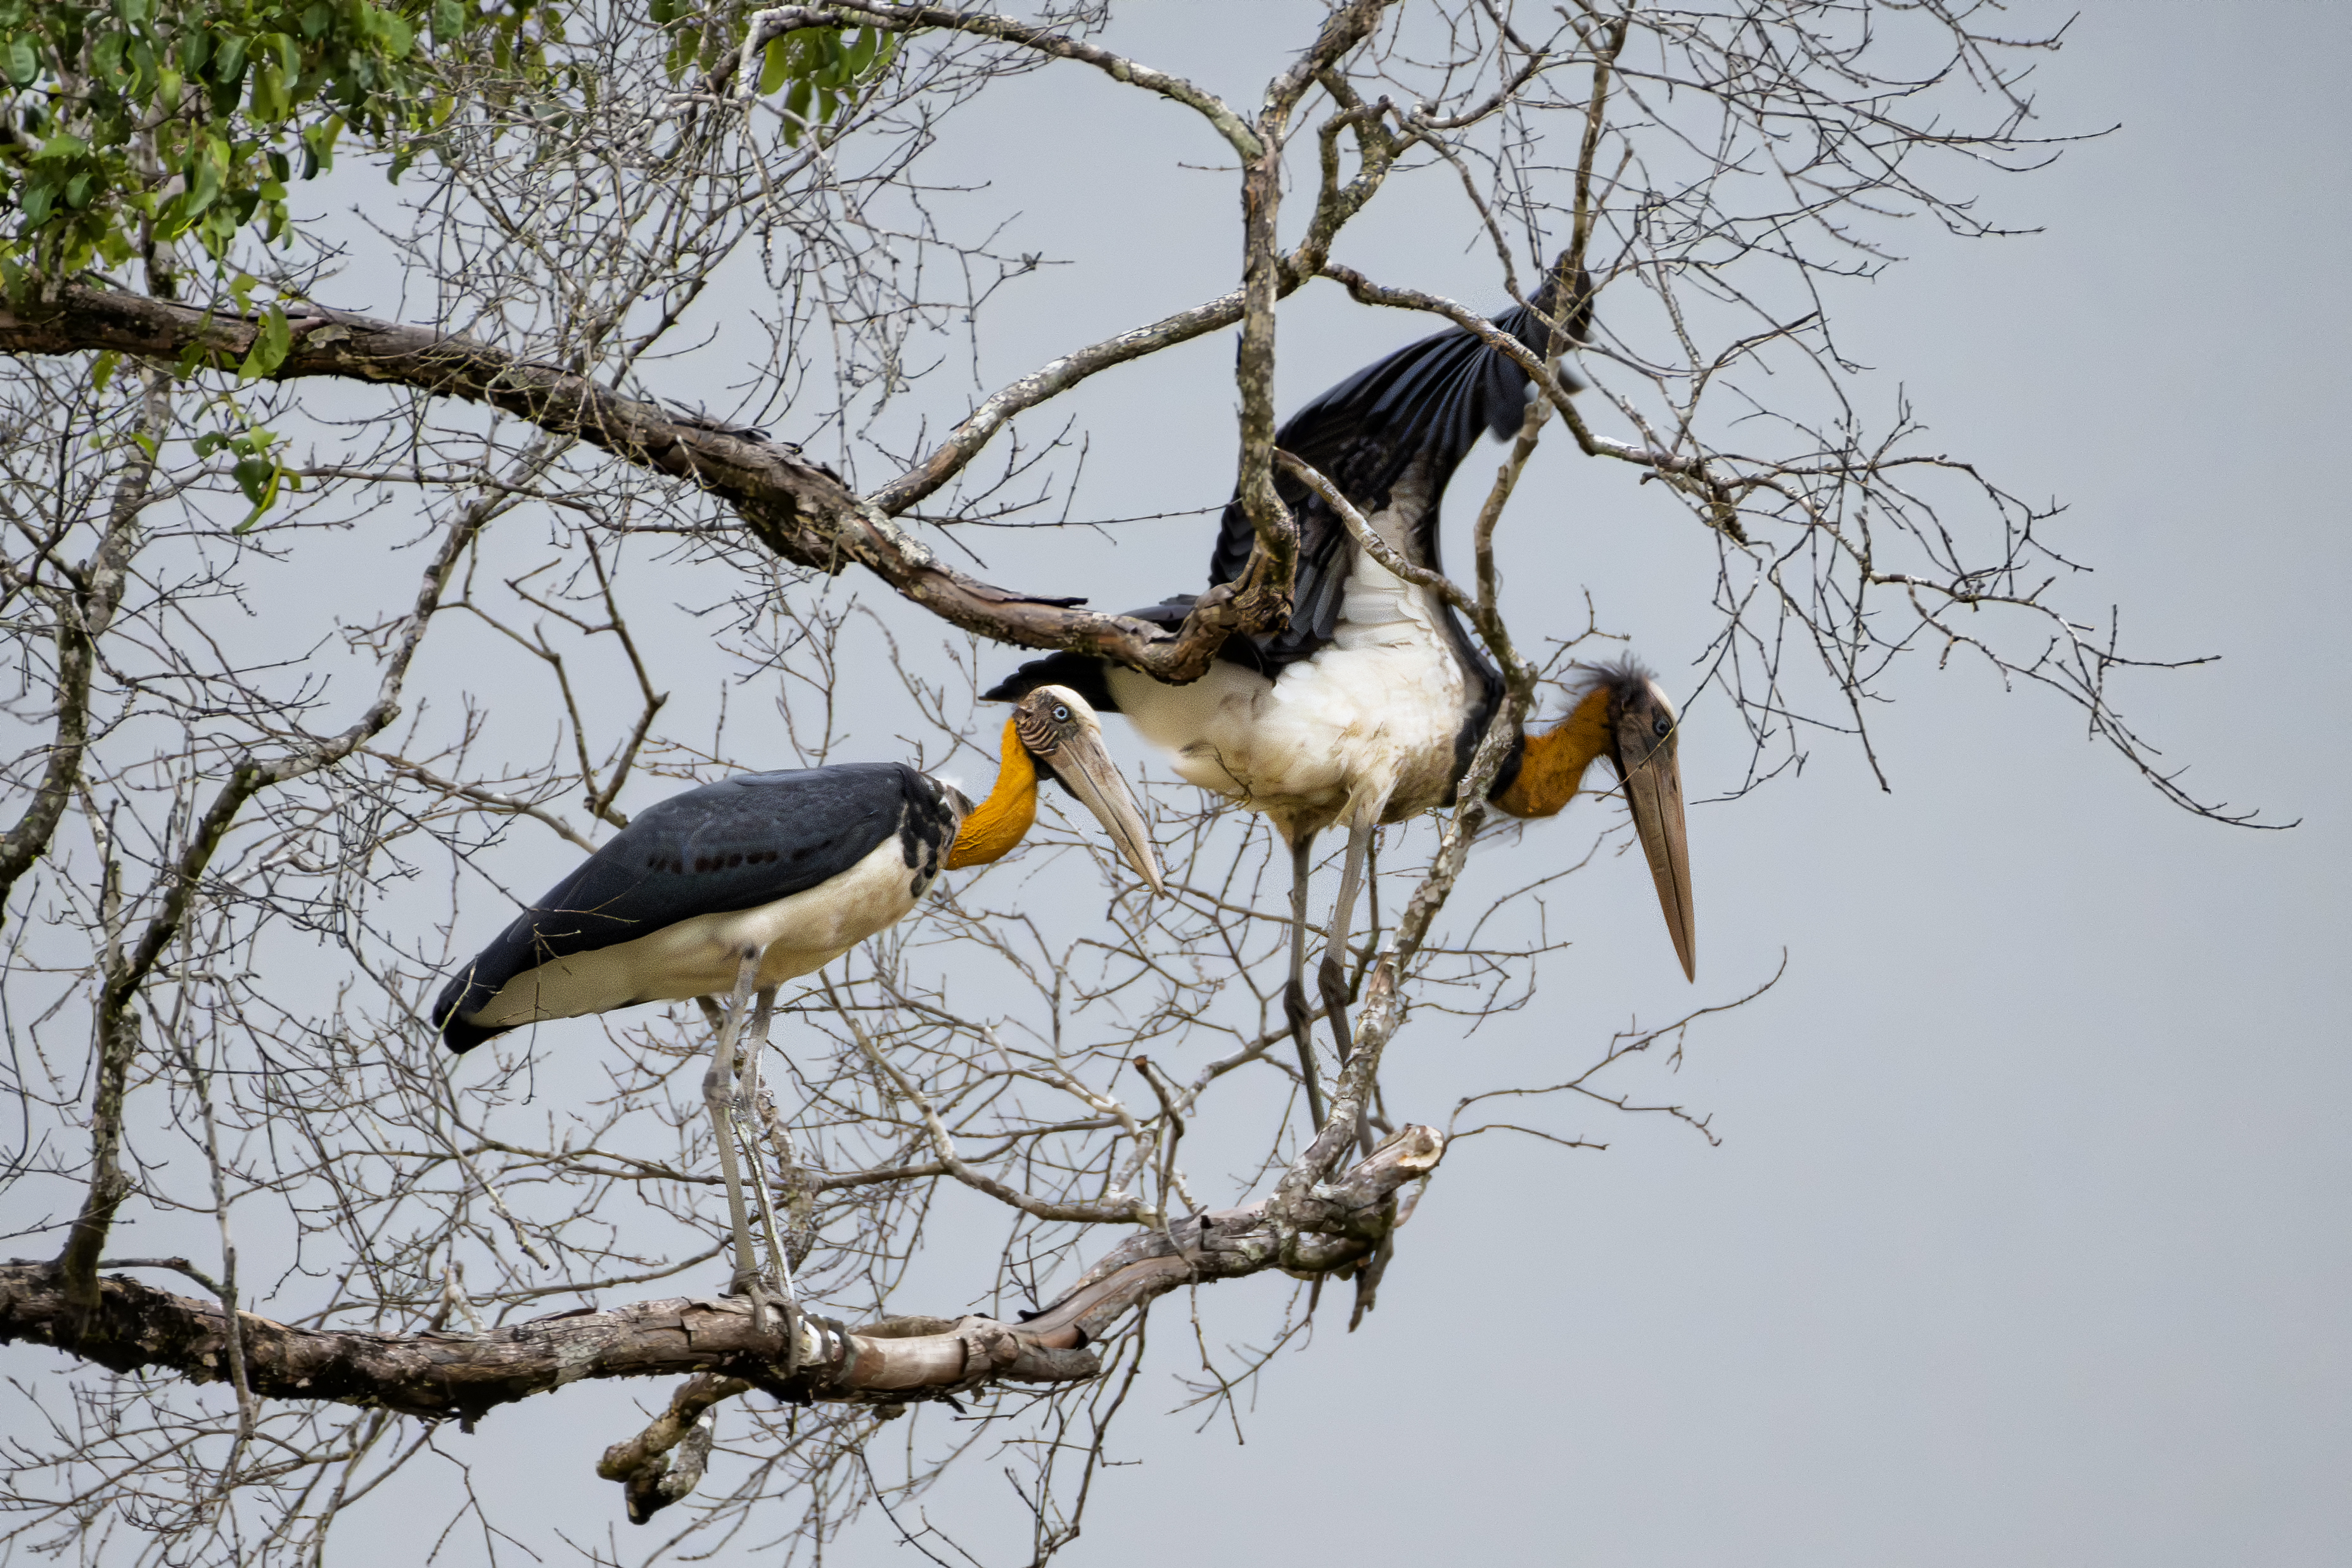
[1209,276,1588,673]
[435,763,939,1052]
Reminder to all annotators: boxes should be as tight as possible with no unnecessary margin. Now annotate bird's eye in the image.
[1052,704,1070,722]
[1652,717,1671,737]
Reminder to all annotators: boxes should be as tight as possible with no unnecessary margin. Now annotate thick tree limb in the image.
[0,285,1263,682]
[0,1127,1443,1432]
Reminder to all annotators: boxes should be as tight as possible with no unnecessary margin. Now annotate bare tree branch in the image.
[0,1127,1442,1421]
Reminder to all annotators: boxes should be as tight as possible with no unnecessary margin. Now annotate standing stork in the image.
[431,685,1162,1324]
[986,266,1694,1129]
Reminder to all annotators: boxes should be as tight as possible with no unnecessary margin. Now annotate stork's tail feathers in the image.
[431,966,509,1054]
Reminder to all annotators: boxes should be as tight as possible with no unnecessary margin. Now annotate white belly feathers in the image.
[1108,491,1474,841]
[466,830,930,1031]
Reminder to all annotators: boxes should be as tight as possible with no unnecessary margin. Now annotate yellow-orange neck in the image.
[1492,683,1613,819]
[943,719,1039,868]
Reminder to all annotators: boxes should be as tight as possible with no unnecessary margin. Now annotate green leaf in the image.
[252,62,288,122]
[3,37,37,87]
[91,350,121,395]
[94,31,129,87]
[665,23,699,84]
[232,455,272,504]
[759,35,787,96]
[182,146,222,215]
[229,448,298,532]
[304,116,342,178]
[238,303,291,380]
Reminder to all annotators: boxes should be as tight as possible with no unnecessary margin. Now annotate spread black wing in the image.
[433,763,953,1052]
[1211,269,1590,673]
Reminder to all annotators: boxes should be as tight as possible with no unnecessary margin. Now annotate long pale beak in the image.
[1619,743,1696,981]
[1045,733,1166,895]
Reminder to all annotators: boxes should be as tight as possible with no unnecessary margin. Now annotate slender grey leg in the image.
[1318,804,1379,1066]
[1281,832,1327,1132]
[737,983,802,1367]
[1319,804,1382,1157]
[703,946,772,1332]
[738,986,796,1306]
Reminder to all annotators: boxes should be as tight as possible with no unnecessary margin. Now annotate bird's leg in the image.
[1318,804,1379,1066]
[1282,832,1327,1133]
[703,945,773,1334]
[1319,802,1382,1157]
[737,987,798,1300]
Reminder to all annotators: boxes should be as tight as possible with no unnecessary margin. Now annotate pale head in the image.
[1012,685,1165,893]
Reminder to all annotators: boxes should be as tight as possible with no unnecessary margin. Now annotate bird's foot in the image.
[808,1313,859,1391]
[730,1265,793,1339]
